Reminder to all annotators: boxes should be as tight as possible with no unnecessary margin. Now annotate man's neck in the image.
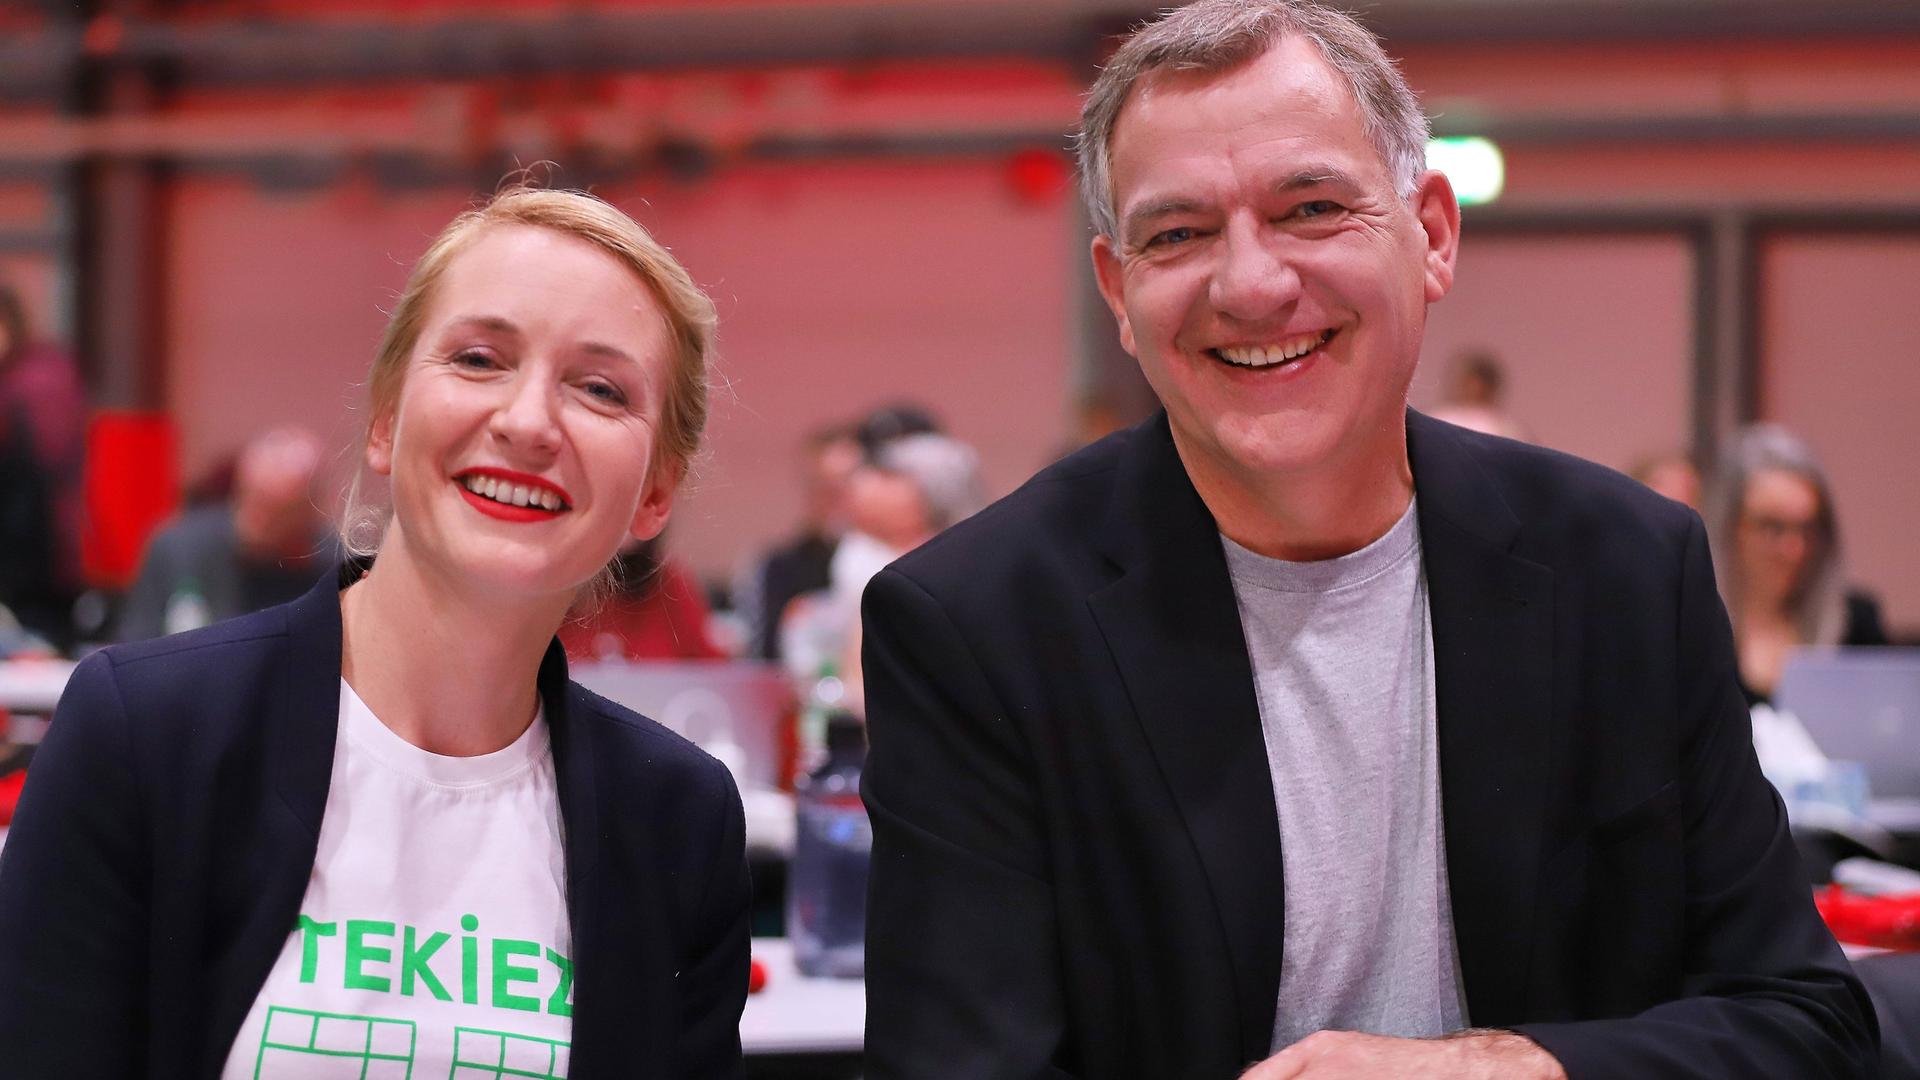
[1178,431,1415,563]
[339,533,570,757]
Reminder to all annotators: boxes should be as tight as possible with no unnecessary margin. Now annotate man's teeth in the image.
[1216,330,1334,368]
[460,475,564,511]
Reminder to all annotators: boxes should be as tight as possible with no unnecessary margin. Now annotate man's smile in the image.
[1208,328,1337,369]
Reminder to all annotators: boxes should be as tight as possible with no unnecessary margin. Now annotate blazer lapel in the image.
[1086,415,1286,1067]
[272,564,354,834]
[207,567,349,1073]
[1407,412,1555,1027]
[542,648,604,1062]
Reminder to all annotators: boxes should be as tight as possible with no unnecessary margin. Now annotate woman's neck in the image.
[339,533,572,757]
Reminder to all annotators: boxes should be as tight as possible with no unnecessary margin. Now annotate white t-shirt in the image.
[221,681,574,1080]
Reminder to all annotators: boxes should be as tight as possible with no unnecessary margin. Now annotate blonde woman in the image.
[0,188,749,1078]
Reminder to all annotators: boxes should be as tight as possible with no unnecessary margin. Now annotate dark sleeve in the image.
[1842,591,1889,647]
[0,651,148,1075]
[1515,516,1878,1079]
[860,568,1076,1080]
[673,760,751,1080]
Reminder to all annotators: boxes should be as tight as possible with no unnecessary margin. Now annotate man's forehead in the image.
[1117,36,1350,144]
[1107,37,1377,217]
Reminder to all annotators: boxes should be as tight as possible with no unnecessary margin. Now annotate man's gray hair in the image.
[1076,0,1431,240]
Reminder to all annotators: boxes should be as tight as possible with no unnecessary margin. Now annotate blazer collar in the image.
[1406,411,1556,1027]
[270,565,598,901]
[1088,413,1286,1067]
[1088,410,1557,1047]
[256,563,605,1053]
[269,565,354,839]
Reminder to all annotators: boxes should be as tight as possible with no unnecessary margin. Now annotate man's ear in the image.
[365,410,395,477]
[629,458,681,542]
[1412,169,1462,303]
[1091,234,1139,357]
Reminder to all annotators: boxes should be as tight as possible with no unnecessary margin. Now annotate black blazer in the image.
[0,567,750,1078]
[860,411,1876,1080]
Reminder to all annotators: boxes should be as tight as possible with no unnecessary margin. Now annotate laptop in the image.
[1776,648,1920,824]
[569,660,794,792]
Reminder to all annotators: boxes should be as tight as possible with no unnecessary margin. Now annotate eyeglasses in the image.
[1739,514,1825,544]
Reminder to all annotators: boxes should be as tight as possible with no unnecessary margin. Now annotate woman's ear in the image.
[629,458,682,542]
[365,411,395,477]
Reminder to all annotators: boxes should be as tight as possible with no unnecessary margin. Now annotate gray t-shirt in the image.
[1220,499,1467,1052]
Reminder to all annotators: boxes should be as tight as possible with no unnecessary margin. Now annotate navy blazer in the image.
[861,410,1877,1079]
[0,567,750,1078]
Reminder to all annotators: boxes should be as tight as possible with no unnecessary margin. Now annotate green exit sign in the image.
[1428,136,1505,205]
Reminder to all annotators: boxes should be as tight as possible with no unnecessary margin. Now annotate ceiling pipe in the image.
[7,0,1920,99]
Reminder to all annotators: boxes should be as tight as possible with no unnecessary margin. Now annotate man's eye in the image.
[1148,226,1197,248]
[1296,200,1341,219]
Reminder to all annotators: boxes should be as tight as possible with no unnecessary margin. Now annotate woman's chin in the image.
[434,548,597,606]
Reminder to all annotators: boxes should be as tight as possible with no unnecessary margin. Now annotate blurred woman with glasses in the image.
[1705,424,1888,707]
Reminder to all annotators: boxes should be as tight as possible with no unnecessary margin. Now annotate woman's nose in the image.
[489,373,563,456]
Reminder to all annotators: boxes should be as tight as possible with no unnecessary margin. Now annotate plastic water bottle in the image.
[788,713,870,978]
[163,579,212,636]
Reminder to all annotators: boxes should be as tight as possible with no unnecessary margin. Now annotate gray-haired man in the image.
[859,1,1876,1077]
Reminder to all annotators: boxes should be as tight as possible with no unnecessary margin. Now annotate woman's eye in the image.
[452,349,497,370]
[583,380,629,406]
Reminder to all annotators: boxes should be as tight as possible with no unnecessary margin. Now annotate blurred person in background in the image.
[831,431,983,718]
[852,400,941,460]
[1706,424,1888,706]
[0,186,749,1076]
[561,533,726,662]
[1631,450,1703,511]
[775,406,947,673]
[0,282,88,645]
[116,425,338,641]
[735,424,861,661]
[1428,348,1530,441]
[779,430,981,698]
[832,430,981,602]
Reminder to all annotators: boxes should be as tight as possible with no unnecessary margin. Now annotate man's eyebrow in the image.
[1121,197,1209,239]
[1274,166,1361,192]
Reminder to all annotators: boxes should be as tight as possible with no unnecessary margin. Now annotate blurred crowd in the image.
[0,277,1904,705]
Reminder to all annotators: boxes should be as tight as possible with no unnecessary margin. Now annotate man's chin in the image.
[1210,418,1347,479]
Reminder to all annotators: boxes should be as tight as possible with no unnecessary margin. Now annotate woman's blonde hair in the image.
[341,185,717,567]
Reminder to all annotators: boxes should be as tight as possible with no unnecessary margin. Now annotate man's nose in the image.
[1208,219,1301,322]
[490,372,563,455]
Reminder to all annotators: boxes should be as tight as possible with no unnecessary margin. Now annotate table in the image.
[742,937,865,1056]
[0,659,76,716]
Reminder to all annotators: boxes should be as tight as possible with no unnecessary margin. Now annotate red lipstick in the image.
[453,467,572,523]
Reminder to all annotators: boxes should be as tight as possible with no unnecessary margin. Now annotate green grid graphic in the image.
[253,1005,416,1079]
[448,1026,569,1080]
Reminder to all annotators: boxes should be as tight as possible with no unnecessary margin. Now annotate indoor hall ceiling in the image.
[6,0,1920,98]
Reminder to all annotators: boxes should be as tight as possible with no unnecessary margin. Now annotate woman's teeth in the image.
[1215,329,1336,368]
[461,474,564,511]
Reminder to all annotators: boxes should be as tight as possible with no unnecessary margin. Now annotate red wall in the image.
[1762,236,1920,629]
[7,30,1919,625]
[164,159,1075,579]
